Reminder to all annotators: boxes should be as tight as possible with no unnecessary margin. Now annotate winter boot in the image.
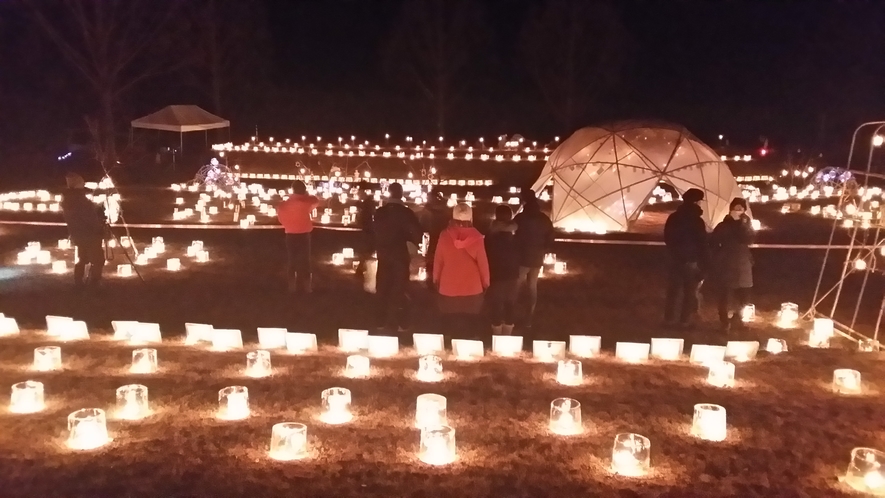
[491,324,503,336]
[501,324,515,335]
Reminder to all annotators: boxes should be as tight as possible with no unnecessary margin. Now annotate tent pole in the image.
[178,132,183,171]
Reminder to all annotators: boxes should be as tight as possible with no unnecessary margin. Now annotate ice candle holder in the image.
[707,361,735,388]
[492,335,523,357]
[115,384,149,420]
[549,397,582,435]
[217,386,250,420]
[269,422,308,461]
[859,339,880,352]
[691,403,727,441]
[10,380,44,413]
[130,349,158,374]
[415,394,447,428]
[320,387,352,424]
[418,425,456,465]
[246,350,272,377]
[569,335,601,358]
[556,360,583,386]
[67,408,109,450]
[345,355,370,378]
[166,258,181,271]
[413,333,445,355]
[765,338,788,354]
[650,338,684,361]
[741,304,756,322]
[844,447,885,494]
[616,342,650,363]
[34,346,62,371]
[417,355,444,382]
[777,302,799,328]
[611,433,651,477]
[833,369,862,394]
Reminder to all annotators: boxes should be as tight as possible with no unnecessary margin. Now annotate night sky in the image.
[2,0,883,171]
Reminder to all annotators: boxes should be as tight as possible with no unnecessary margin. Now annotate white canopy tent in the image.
[531,121,744,233]
[130,105,230,169]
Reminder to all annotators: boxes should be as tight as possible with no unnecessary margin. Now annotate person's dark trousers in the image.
[718,286,750,326]
[285,232,312,292]
[376,259,411,331]
[439,312,481,338]
[74,238,105,286]
[355,230,374,277]
[487,279,518,326]
[663,260,703,325]
[516,266,541,326]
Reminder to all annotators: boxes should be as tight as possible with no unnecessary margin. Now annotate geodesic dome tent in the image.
[531,121,744,232]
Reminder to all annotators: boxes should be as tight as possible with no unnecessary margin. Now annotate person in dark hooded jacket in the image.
[418,191,450,290]
[710,197,754,332]
[663,188,708,328]
[513,191,554,329]
[484,205,520,335]
[60,173,106,287]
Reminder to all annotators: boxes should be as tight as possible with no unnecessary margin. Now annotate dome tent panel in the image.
[665,137,702,171]
[608,134,661,173]
[615,127,682,173]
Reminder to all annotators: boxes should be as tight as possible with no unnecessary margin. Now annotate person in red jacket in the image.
[277,180,319,293]
[433,203,490,336]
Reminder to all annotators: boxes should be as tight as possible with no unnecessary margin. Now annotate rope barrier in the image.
[0,219,866,249]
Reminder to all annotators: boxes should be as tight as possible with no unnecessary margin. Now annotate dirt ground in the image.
[0,207,883,497]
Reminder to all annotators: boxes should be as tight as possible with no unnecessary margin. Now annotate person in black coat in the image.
[513,190,554,329]
[354,190,376,277]
[418,191,450,290]
[485,205,520,335]
[710,197,754,332]
[60,173,107,287]
[663,188,708,328]
[373,182,422,332]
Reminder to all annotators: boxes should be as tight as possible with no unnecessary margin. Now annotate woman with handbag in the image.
[432,203,490,337]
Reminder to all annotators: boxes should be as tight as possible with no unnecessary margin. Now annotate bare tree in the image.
[184,0,271,116]
[385,0,487,135]
[522,0,628,130]
[26,0,184,166]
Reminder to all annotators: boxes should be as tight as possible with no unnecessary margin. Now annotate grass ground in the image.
[0,203,883,497]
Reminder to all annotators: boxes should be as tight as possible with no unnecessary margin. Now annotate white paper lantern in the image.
[413,333,445,355]
[342,247,355,259]
[331,253,345,266]
[131,322,162,344]
[765,338,788,354]
[858,339,880,352]
[691,403,727,441]
[184,323,213,345]
[689,344,726,366]
[415,394,447,429]
[45,315,73,337]
[135,254,149,266]
[35,250,51,264]
[51,260,67,273]
[556,360,583,386]
[833,369,862,394]
[338,329,369,352]
[451,339,484,360]
[269,422,308,461]
[543,253,556,265]
[130,348,158,374]
[492,335,523,357]
[611,433,651,477]
[58,239,71,250]
[10,380,44,413]
[345,355,370,378]
[615,342,650,363]
[67,408,110,450]
[320,387,352,424]
[553,261,567,274]
[741,304,756,322]
[246,350,272,377]
[707,361,735,388]
[418,425,456,465]
[549,397,582,435]
[569,335,601,358]
[60,320,89,341]
[650,338,684,361]
[196,250,210,263]
[115,384,149,420]
[532,340,566,362]
[724,341,759,362]
[416,355,444,382]
[217,386,250,420]
[34,346,61,371]
[286,332,318,354]
[845,447,885,494]
[166,258,181,271]
[367,335,399,357]
[257,327,287,349]
[212,329,243,351]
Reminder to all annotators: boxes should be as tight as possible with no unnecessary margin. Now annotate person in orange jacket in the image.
[277,180,319,293]
[433,203,490,337]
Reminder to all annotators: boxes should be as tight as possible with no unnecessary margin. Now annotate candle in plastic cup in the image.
[217,386,250,420]
[415,394,447,429]
[130,348,158,374]
[10,381,44,413]
[691,403,727,441]
[34,346,61,371]
[611,433,651,477]
[707,361,735,388]
[115,384,149,420]
[269,422,308,461]
[67,408,110,450]
[320,387,352,424]
[418,425,456,465]
[833,369,862,394]
[245,350,272,378]
[556,360,583,386]
[345,355,370,378]
[549,397,582,435]
[416,355,443,382]
[845,447,885,494]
